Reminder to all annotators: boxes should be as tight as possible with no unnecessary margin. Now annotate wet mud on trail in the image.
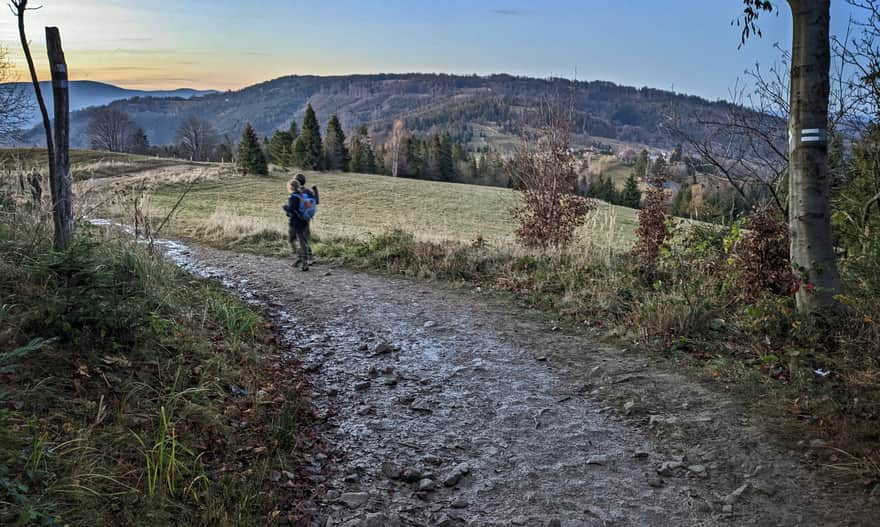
[161,241,876,526]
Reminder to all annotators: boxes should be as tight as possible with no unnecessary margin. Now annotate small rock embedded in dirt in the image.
[371,342,394,356]
[355,404,372,416]
[326,385,340,397]
[723,483,749,505]
[358,343,369,352]
[442,463,471,487]
[418,478,436,491]
[451,499,469,509]
[354,380,371,391]
[547,520,562,527]
[435,514,466,527]
[304,361,322,373]
[687,464,707,475]
[423,320,436,328]
[649,415,679,427]
[646,475,664,488]
[809,439,826,449]
[722,504,733,514]
[401,467,423,483]
[410,398,433,413]
[587,454,609,466]
[624,400,636,413]
[382,461,403,480]
[657,461,683,477]
[384,376,398,387]
[339,492,369,508]
[422,455,442,466]
[632,450,650,459]
[325,489,341,501]
[269,470,281,482]
[537,355,548,361]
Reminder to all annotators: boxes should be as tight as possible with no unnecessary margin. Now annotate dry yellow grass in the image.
[144,167,641,251]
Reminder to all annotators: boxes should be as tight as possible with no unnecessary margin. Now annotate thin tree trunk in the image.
[46,27,73,250]
[787,0,841,313]
[15,1,56,205]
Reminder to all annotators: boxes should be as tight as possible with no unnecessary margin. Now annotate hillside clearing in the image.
[143,168,641,251]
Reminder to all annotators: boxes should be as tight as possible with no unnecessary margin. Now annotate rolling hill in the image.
[15,74,743,152]
[6,80,215,127]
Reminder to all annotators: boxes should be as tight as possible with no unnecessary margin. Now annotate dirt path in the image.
[163,241,875,527]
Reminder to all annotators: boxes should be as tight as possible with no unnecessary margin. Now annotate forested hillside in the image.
[17,74,740,150]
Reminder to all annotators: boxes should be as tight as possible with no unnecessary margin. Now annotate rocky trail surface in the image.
[163,241,876,526]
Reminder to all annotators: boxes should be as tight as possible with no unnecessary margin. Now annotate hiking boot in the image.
[301,265,310,272]
[292,257,302,267]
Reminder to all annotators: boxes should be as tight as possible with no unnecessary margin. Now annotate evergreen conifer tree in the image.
[634,149,649,179]
[238,123,268,175]
[349,125,377,173]
[293,104,323,170]
[322,113,350,171]
[620,172,642,208]
[129,128,150,155]
[268,129,294,167]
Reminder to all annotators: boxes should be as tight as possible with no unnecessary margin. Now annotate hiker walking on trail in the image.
[295,173,319,264]
[282,176,318,271]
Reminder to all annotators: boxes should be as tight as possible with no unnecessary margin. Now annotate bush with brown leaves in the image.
[509,101,594,249]
[732,206,793,300]
[632,184,670,272]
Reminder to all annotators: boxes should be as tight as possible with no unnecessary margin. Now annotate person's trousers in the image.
[288,225,311,267]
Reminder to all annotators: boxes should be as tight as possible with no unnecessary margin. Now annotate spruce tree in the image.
[293,104,323,170]
[349,125,376,173]
[621,173,642,208]
[268,129,294,167]
[238,123,268,175]
[634,149,649,179]
[322,113,350,171]
[129,128,150,155]
[671,184,693,218]
[438,132,454,181]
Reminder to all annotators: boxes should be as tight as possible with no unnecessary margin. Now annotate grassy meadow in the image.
[0,148,210,182]
[144,167,641,254]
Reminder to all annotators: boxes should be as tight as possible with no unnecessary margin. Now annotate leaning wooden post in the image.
[46,27,74,250]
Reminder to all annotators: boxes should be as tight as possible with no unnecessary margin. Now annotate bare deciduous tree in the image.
[176,115,218,161]
[0,44,31,141]
[387,119,404,177]
[87,106,136,152]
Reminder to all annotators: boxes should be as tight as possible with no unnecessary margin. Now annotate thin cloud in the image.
[491,9,526,16]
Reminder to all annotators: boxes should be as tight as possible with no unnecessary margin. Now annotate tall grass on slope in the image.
[0,182,312,525]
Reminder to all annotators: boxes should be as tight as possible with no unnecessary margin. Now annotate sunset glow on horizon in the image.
[0,0,863,98]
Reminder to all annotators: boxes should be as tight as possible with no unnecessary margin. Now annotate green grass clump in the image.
[0,187,311,525]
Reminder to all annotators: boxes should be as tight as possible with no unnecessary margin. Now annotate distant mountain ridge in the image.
[6,80,216,126]
[13,74,742,151]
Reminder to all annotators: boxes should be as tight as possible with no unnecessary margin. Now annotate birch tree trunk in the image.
[787,0,841,313]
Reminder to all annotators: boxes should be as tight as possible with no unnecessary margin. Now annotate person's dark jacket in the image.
[282,186,318,230]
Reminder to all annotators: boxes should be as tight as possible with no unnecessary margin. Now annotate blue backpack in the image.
[296,192,317,221]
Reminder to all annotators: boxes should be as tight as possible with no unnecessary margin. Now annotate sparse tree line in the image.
[82,102,509,185]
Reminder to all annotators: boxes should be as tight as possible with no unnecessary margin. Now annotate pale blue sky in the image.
[1,1,864,100]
